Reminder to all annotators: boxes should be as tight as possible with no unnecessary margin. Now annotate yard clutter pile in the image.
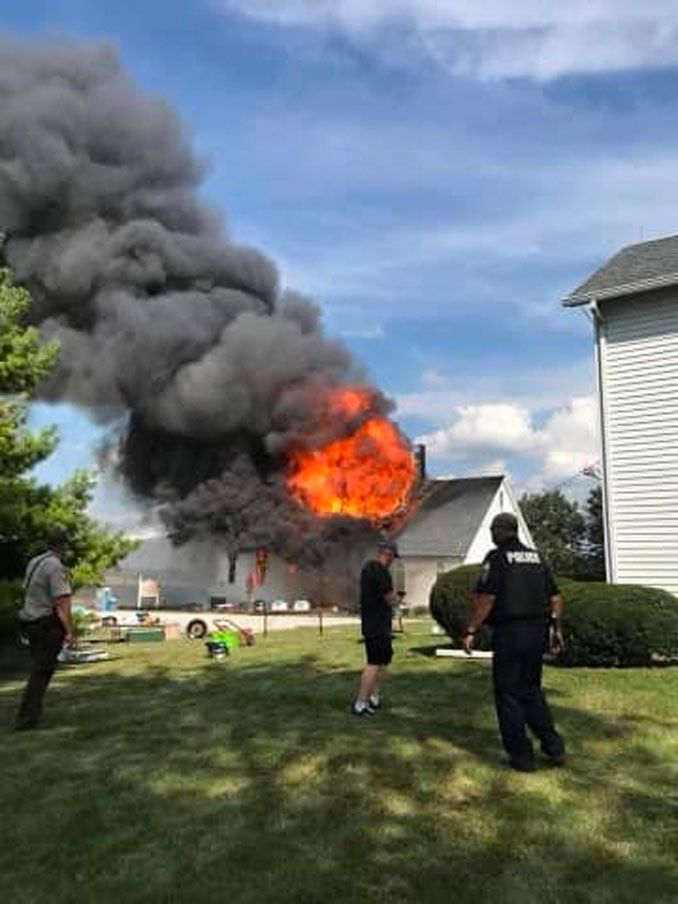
[48,609,260,665]
[205,625,241,660]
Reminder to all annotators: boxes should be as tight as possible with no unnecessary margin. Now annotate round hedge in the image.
[557,579,678,667]
[429,566,678,667]
[429,565,489,649]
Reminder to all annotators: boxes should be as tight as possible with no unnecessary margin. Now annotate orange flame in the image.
[287,387,415,518]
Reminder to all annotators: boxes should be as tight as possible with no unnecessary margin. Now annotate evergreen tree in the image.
[0,269,136,586]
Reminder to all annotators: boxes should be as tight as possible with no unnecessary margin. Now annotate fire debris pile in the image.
[0,38,414,564]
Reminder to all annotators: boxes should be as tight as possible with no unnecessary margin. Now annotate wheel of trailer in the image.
[186,618,208,639]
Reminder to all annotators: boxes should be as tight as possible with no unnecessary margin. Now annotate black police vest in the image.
[493,546,550,624]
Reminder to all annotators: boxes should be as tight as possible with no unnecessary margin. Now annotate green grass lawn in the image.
[1,624,677,904]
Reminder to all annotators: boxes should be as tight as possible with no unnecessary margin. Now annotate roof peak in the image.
[617,233,678,253]
[396,473,505,557]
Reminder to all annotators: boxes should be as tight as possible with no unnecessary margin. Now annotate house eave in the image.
[563,271,678,308]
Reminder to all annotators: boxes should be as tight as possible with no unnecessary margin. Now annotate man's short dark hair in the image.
[44,525,70,552]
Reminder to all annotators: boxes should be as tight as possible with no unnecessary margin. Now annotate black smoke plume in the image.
[0,37,398,559]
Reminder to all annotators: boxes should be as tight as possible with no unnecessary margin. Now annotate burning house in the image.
[105,452,531,612]
[0,37,416,581]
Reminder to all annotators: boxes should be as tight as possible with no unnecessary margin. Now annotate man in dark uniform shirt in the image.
[352,540,398,716]
[462,513,566,771]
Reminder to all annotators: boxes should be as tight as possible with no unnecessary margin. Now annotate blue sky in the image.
[8,1,678,527]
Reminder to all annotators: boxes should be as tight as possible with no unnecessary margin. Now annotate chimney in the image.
[414,443,427,483]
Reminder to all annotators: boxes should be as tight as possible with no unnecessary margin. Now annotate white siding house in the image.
[565,235,678,593]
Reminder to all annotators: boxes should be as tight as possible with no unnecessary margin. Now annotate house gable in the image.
[395,476,504,559]
[465,477,535,564]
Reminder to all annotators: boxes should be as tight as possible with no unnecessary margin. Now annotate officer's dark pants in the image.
[492,620,564,766]
[15,614,65,729]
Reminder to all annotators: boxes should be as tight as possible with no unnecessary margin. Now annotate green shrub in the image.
[558,579,678,667]
[72,607,98,644]
[0,579,22,640]
[429,566,678,667]
[429,565,491,650]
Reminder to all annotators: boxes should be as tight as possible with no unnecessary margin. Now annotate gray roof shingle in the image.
[395,476,502,557]
[564,234,678,306]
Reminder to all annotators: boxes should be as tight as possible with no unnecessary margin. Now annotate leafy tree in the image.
[0,269,136,588]
[584,484,605,580]
[520,489,586,576]
[519,487,605,580]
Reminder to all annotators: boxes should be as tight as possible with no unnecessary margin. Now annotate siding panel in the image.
[600,292,678,593]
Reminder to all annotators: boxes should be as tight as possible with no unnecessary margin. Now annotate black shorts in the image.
[364,635,393,666]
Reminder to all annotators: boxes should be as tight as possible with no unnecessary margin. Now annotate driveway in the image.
[105,609,359,634]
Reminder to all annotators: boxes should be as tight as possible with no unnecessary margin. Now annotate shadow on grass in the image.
[0,647,677,904]
[0,637,30,678]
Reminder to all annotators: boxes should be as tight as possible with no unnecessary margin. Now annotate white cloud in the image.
[339,324,385,339]
[539,396,600,481]
[244,140,678,332]
[421,368,448,389]
[395,358,596,421]
[477,458,507,477]
[423,402,536,455]
[220,1,678,80]
[415,395,599,483]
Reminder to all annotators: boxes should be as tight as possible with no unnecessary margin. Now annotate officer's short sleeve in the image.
[475,551,503,596]
[543,564,559,598]
[46,560,72,599]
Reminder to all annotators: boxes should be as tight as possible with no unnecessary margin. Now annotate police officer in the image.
[462,513,565,772]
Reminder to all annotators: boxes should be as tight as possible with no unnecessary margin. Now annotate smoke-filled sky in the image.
[6,1,678,527]
[0,35,406,554]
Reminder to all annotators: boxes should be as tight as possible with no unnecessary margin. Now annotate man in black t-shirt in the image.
[462,513,566,771]
[352,540,398,716]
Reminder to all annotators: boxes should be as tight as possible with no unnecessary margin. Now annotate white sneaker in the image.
[351,702,377,716]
